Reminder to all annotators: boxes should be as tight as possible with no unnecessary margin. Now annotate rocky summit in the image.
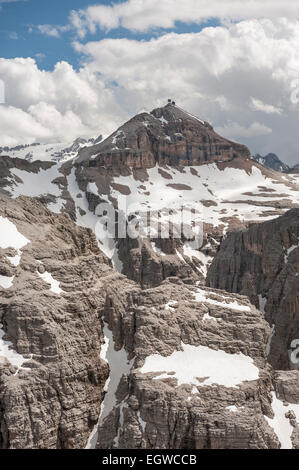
[77,102,250,168]
[0,103,299,449]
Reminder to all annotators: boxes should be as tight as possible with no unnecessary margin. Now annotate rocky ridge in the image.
[77,103,250,168]
[207,209,299,371]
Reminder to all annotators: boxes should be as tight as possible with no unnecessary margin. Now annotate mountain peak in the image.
[77,103,250,167]
[253,153,290,172]
[150,102,209,128]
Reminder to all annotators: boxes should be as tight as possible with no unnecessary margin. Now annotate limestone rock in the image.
[0,195,113,448]
[95,280,280,449]
[207,209,299,370]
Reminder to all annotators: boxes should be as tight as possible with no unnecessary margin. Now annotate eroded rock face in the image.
[117,236,201,288]
[206,209,299,371]
[93,279,283,449]
[0,195,114,449]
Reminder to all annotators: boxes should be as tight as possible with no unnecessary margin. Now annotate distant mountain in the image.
[253,153,290,172]
[289,163,299,174]
[0,135,103,163]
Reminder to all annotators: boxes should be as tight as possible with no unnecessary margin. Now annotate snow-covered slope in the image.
[1,104,298,280]
[2,157,298,276]
[0,136,103,163]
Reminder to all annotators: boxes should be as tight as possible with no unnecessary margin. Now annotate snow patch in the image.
[10,165,62,199]
[193,287,251,312]
[0,216,30,251]
[158,116,168,125]
[6,251,22,267]
[0,216,29,269]
[202,312,220,322]
[226,405,239,412]
[265,392,299,449]
[183,242,212,277]
[165,300,178,311]
[176,249,186,263]
[37,269,63,294]
[68,168,122,270]
[0,325,32,373]
[284,240,298,263]
[137,411,147,433]
[151,242,166,257]
[258,294,267,315]
[140,342,259,388]
[0,275,14,289]
[86,324,134,449]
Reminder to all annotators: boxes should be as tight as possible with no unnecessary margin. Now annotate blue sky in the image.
[0,0,218,70]
[0,0,114,69]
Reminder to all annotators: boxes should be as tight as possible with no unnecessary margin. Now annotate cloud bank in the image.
[69,0,299,36]
[0,18,299,164]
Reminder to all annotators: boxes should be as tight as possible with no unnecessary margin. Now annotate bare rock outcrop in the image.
[0,195,116,448]
[206,209,299,370]
[94,279,282,449]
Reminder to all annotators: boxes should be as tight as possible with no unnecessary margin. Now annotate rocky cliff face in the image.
[0,195,115,448]
[1,102,299,450]
[207,209,299,371]
[91,278,288,449]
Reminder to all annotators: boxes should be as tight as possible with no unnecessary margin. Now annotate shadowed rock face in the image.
[0,195,115,449]
[76,103,250,169]
[116,236,200,289]
[206,209,299,371]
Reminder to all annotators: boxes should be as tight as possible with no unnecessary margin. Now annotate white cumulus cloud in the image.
[251,98,282,115]
[216,122,273,139]
[0,18,299,165]
[69,0,299,36]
